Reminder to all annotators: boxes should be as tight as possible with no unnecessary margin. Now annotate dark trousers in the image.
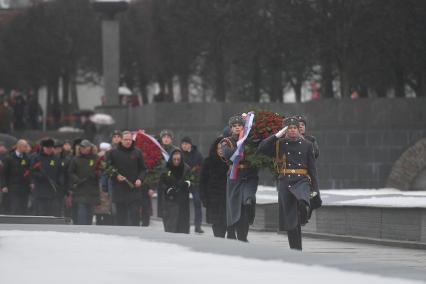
[141,195,152,227]
[288,224,302,250]
[212,223,237,239]
[212,223,227,238]
[115,201,140,226]
[287,201,308,250]
[52,196,64,217]
[96,214,113,225]
[35,198,54,216]
[9,193,29,215]
[191,188,202,229]
[234,205,251,242]
[76,203,94,225]
[0,193,10,214]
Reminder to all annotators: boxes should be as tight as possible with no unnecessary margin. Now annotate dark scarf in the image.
[118,142,135,152]
[167,149,185,180]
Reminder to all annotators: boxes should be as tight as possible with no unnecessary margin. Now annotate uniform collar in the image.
[283,135,303,143]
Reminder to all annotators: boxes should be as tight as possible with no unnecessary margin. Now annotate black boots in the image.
[287,224,302,250]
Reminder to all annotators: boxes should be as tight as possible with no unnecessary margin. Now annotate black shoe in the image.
[195,227,204,234]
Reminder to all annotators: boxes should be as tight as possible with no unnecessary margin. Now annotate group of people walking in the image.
[0,113,320,250]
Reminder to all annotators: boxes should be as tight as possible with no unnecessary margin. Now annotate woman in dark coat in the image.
[158,149,191,234]
[199,137,235,238]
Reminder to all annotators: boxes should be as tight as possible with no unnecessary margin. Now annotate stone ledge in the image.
[251,204,426,244]
[0,215,66,225]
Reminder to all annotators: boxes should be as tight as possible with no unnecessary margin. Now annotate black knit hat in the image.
[41,138,55,148]
[111,130,121,137]
[181,136,192,145]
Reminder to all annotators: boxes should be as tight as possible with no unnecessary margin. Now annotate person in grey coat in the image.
[219,114,259,242]
[258,116,320,250]
[68,140,100,225]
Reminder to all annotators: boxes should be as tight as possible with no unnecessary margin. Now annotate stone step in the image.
[0,215,66,225]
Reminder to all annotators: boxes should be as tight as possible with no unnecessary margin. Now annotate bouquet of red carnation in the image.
[134,130,164,188]
[244,110,284,174]
[249,110,283,143]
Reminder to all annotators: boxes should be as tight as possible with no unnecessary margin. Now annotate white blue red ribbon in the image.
[229,112,255,179]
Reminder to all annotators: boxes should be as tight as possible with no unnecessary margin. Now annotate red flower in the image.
[134,131,163,169]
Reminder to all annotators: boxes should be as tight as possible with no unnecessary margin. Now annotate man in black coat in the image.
[181,136,204,233]
[1,140,31,215]
[30,138,62,216]
[53,139,71,217]
[0,141,9,213]
[258,117,320,250]
[106,131,147,226]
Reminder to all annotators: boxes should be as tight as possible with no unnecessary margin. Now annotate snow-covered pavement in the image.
[257,186,426,207]
[0,230,423,284]
[0,223,425,283]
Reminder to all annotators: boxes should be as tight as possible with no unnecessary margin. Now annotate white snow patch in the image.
[256,187,426,206]
[0,231,420,284]
[336,197,426,208]
[258,186,426,197]
[321,188,426,197]
[257,185,278,192]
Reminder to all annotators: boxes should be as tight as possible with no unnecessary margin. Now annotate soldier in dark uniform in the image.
[219,114,259,242]
[297,115,319,159]
[30,138,62,216]
[1,140,31,215]
[258,117,320,250]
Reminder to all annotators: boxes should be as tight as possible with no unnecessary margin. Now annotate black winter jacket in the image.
[106,143,147,203]
[1,151,31,194]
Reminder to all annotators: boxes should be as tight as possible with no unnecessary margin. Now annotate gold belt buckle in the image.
[291,169,296,174]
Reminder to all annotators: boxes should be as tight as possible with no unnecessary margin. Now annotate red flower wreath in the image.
[134,130,164,188]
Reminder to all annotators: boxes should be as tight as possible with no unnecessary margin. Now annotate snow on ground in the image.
[320,188,426,197]
[256,186,426,207]
[0,231,421,284]
[335,197,426,208]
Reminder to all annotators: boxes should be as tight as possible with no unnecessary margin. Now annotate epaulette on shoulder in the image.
[220,137,236,151]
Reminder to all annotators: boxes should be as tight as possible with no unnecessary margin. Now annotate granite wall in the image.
[97,98,426,189]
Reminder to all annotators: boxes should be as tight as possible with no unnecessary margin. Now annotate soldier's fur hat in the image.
[160,129,174,139]
[40,138,55,148]
[296,115,307,126]
[228,114,244,127]
[284,116,299,127]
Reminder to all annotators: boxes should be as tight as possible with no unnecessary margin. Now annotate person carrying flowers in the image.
[219,113,259,242]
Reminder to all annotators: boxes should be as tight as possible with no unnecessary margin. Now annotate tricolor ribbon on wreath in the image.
[229,111,255,180]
